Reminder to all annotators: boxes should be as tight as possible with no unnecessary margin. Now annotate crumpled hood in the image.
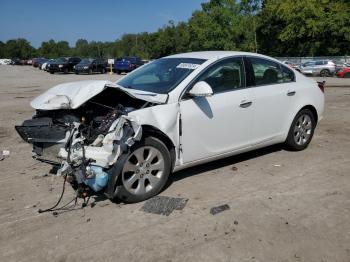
[30,80,168,110]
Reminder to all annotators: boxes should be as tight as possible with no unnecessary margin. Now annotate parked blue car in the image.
[113,56,143,74]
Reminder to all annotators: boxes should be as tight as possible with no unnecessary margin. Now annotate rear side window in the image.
[197,57,245,93]
[249,57,282,86]
[281,66,295,82]
[315,61,323,65]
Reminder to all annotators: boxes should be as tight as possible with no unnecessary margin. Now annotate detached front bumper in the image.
[15,117,68,164]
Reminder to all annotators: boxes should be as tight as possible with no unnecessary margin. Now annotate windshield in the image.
[56,57,68,62]
[80,58,94,64]
[117,58,206,94]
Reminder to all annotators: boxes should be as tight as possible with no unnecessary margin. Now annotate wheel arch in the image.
[298,104,318,125]
[106,124,177,200]
[141,125,177,171]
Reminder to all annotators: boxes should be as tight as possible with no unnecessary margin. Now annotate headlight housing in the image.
[83,66,89,69]
[58,64,63,68]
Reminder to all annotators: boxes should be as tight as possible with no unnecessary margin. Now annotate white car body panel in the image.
[180,88,253,163]
[250,83,292,145]
[30,80,168,110]
[27,51,325,173]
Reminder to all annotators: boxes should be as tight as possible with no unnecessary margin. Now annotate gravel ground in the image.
[0,66,349,262]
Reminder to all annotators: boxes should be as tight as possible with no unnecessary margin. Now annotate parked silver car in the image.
[300,60,336,77]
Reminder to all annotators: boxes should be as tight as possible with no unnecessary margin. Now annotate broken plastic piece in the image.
[210,204,230,215]
[0,150,10,161]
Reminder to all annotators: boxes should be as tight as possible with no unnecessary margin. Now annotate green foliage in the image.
[258,0,350,56]
[2,38,36,58]
[0,0,349,59]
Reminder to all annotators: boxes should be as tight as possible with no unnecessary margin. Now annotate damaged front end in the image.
[57,111,141,198]
[15,81,165,197]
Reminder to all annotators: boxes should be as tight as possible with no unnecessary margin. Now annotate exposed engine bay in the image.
[16,85,154,198]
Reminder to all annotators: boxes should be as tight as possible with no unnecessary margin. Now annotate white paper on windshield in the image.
[176,63,201,70]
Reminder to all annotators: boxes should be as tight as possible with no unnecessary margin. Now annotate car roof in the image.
[165,51,279,62]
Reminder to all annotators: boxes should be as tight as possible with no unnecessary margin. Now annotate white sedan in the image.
[16,51,325,203]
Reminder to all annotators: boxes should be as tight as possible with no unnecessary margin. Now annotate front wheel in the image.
[114,137,171,203]
[285,109,316,151]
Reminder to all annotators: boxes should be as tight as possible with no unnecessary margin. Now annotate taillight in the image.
[317,81,325,93]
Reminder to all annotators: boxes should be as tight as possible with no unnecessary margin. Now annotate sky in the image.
[0,0,207,48]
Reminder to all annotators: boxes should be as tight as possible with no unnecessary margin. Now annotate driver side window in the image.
[197,58,245,94]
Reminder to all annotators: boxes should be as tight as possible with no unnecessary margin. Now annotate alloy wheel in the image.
[122,146,165,195]
[293,114,313,146]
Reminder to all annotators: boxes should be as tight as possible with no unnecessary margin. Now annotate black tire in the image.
[285,109,316,151]
[101,68,106,74]
[320,69,330,77]
[344,72,350,78]
[116,70,121,75]
[50,71,54,74]
[75,71,79,75]
[114,136,171,203]
[88,68,92,75]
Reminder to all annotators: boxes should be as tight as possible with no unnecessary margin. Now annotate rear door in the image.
[245,57,293,145]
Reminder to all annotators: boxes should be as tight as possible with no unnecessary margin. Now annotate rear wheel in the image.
[101,68,106,74]
[285,109,316,151]
[320,69,330,77]
[114,137,171,203]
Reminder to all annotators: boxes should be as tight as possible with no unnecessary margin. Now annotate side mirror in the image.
[188,81,213,97]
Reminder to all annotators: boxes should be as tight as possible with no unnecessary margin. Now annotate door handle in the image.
[287,91,296,96]
[239,101,252,108]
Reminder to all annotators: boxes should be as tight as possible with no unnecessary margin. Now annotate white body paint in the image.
[30,51,325,172]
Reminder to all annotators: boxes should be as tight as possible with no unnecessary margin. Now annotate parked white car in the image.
[16,51,325,203]
[0,59,12,65]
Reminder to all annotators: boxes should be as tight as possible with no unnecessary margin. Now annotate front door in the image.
[180,57,254,163]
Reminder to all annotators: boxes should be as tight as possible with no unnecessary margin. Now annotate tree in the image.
[3,38,35,58]
[257,0,350,56]
[188,0,260,52]
[74,39,89,57]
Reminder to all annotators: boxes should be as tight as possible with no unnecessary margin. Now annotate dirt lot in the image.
[0,66,349,262]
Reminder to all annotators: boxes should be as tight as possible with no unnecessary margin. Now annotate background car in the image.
[282,61,301,72]
[37,58,49,70]
[300,60,336,76]
[32,58,40,67]
[0,59,12,65]
[42,59,54,71]
[48,57,81,74]
[336,66,350,78]
[114,56,143,74]
[10,58,21,65]
[335,62,350,73]
[74,58,107,74]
